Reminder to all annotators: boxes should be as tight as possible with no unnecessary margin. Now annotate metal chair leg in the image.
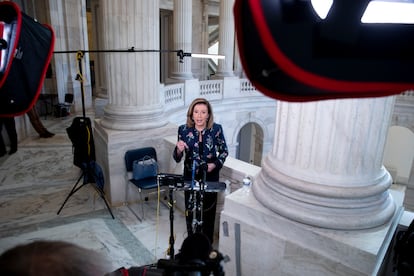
[139,189,145,219]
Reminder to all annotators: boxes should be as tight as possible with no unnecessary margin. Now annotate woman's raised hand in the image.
[176,140,188,154]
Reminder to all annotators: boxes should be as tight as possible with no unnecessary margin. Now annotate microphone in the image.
[191,159,196,189]
[199,161,207,173]
[199,161,207,186]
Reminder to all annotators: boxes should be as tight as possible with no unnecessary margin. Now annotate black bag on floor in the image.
[54,104,68,117]
[393,219,414,276]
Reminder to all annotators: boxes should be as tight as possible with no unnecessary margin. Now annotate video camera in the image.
[107,233,227,276]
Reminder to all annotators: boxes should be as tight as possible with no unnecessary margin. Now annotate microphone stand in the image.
[193,162,207,234]
[167,182,176,259]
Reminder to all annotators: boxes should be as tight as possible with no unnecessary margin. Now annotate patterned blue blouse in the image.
[173,123,228,181]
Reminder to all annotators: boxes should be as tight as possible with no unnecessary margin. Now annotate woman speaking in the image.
[173,98,228,244]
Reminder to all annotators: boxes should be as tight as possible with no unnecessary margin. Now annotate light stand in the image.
[57,51,114,219]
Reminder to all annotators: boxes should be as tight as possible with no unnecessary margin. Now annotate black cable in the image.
[53,47,187,62]
[54,47,179,54]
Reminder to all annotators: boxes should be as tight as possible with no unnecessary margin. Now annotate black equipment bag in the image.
[234,0,414,102]
[0,1,55,117]
[393,219,414,275]
[66,117,96,169]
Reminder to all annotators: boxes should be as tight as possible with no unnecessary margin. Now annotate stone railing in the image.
[162,78,265,113]
[401,90,414,97]
[393,90,414,133]
[163,82,184,109]
[199,79,223,99]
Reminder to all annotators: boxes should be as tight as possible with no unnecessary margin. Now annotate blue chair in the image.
[124,147,159,220]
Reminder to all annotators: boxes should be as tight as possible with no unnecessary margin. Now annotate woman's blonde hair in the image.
[186,98,214,129]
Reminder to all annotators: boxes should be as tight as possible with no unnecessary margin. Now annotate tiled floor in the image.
[0,112,188,273]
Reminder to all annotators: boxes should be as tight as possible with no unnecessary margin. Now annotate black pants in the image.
[185,190,217,244]
[0,117,17,154]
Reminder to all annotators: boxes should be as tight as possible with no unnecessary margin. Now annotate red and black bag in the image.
[0,1,54,117]
[234,0,414,101]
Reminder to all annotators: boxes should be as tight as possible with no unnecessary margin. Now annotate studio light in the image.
[361,0,414,23]
[191,53,225,59]
[311,0,414,24]
[176,50,225,63]
[311,0,333,19]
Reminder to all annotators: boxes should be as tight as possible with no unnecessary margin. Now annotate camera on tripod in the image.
[157,250,226,276]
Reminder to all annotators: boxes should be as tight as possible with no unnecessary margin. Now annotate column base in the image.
[100,104,167,130]
[252,157,396,230]
[219,190,403,276]
[170,72,195,80]
[212,71,234,78]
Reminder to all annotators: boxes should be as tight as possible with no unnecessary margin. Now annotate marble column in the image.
[48,0,93,112]
[99,0,165,130]
[199,0,210,80]
[233,42,244,78]
[171,0,194,80]
[89,0,108,117]
[253,97,396,230]
[215,0,234,78]
[89,0,106,97]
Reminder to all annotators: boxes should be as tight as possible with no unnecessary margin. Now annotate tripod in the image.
[57,161,115,219]
[57,52,114,219]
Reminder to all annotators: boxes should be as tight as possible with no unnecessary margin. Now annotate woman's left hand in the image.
[207,163,216,172]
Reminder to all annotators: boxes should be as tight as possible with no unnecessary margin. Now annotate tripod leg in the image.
[57,172,84,215]
[95,185,115,219]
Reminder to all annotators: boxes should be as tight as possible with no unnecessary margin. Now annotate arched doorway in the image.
[383,125,414,184]
[236,122,264,166]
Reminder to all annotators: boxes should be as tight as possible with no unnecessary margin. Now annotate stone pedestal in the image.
[93,121,177,205]
[219,190,403,276]
[403,160,414,211]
